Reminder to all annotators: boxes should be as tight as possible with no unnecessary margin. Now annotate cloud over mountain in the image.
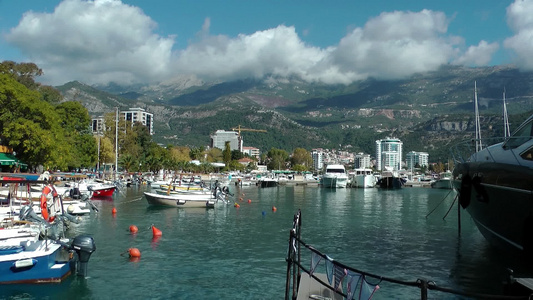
[6,0,532,86]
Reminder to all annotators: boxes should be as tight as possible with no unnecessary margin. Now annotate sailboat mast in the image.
[474,81,483,152]
[115,107,118,181]
[503,88,511,138]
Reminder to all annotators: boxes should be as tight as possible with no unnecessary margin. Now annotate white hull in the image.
[351,175,377,188]
[321,175,348,188]
[144,192,216,208]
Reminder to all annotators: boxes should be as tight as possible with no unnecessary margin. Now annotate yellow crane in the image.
[231,125,267,137]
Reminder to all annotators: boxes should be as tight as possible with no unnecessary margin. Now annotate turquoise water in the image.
[0,185,529,299]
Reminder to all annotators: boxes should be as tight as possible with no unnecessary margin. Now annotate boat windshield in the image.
[503,117,533,150]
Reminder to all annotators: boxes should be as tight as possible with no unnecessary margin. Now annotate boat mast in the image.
[503,88,511,138]
[115,107,118,181]
[474,81,483,152]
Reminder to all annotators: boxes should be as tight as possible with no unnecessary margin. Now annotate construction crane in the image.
[231,125,267,137]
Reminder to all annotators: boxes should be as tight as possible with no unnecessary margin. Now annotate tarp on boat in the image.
[0,152,28,170]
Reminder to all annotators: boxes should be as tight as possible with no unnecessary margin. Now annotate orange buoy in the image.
[128,248,141,258]
[272,206,277,212]
[112,207,117,214]
[239,197,243,201]
[129,225,138,233]
[151,225,162,237]
[247,199,251,204]
[234,203,240,208]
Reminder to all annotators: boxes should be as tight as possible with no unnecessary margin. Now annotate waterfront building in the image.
[122,108,154,135]
[375,137,403,171]
[354,152,372,169]
[211,130,240,151]
[406,151,429,169]
[311,149,324,171]
[242,146,260,160]
[91,117,105,134]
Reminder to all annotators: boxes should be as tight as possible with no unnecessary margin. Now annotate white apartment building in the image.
[242,146,260,159]
[406,151,429,169]
[354,152,372,169]
[311,149,324,171]
[210,130,240,151]
[375,138,403,171]
[122,108,154,135]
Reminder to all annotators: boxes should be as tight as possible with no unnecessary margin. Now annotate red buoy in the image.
[152,225,162,237]
[112,207,117,214]
[128,248,141,258]
[129,225,138,233]
[234,203,240,208]
[247,199,251,204]
[272,206,277,212]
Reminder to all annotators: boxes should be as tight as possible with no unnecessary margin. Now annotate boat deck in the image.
[296,273,343,300]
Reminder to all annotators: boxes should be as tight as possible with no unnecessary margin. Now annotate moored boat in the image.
[430,171,453,189]
[321,164,349,188]
[377,168,404,189]
[452,113,533,253]
[350,168,377,188]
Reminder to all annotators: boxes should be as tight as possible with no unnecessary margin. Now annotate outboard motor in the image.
[19,206,47,225]
[69,187,82,200]
[70,235,96,277]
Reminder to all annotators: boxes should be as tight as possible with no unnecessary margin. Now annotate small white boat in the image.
[350,168,377,188]
[144,186,231,208]
[430,171,453,189]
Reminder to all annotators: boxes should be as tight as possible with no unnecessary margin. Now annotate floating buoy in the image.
[234,203,240,208]
[112,207,117,214]
[239,197,243,201]
[67,204,75,214]
[247,199,251,204]
[151,225,162,237]
[272,206,277,212]
[262,211,266,216]
[129,225,138,233]
[128,248,141,258]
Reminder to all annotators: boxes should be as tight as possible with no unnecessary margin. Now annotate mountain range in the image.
[55,64,533,163]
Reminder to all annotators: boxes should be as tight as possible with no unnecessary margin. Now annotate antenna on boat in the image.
[503,87,511,138]
[474,81,483,152]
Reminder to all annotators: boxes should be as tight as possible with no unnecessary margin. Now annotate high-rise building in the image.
[122,108,154,135]
[375,138,403,171]
[354,152,372,169]
[311,149,324,171]
[211,130,240,151]
[406,151,429,169]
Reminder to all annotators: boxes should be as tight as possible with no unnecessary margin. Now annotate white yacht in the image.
[351,168,377,188]
[321,164,348,188]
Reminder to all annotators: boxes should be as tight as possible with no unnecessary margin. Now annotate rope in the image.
[426,189,454,218]
[442,193,458,220]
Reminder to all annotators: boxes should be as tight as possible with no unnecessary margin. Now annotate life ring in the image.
[40,185,58,222]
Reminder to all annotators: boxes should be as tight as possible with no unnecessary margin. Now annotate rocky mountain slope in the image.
[56,65,533,162]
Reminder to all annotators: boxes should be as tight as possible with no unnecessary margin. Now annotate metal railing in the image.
[285,210,531,300]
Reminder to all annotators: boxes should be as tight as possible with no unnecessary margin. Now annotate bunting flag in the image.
[346,270,362,300]
[359,276,380,300]
[325,256,334,285]
[310,252,322,275]
[334,266,346,291]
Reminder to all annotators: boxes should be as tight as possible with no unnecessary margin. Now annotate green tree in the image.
[290,148,312,170]
[223,142,231,165]
[266,148,289,170]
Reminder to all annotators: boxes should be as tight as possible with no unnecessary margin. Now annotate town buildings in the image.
[375,137,403,171]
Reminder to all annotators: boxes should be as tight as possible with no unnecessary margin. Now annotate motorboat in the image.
[321,164,349,188]
[452,113,533,253]
[377,168,404,189]
[430,171,453,189]
[144,185,232,208]
[350,168,377,188]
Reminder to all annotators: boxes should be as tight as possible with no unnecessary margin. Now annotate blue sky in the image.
[0,0,528,86]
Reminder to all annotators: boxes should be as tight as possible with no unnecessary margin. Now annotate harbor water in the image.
[1,185,530,299]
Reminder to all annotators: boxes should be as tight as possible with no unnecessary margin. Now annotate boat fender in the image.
[40,185,58,222]
[471,174,489,203]
[11,258,37,271]
[458,174,471,209]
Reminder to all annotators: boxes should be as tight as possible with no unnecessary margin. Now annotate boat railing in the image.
[285,210,529,300]
[451,137,507,164]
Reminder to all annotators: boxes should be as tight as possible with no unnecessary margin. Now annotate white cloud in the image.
[453,41,499,66]
[504,0,533,70]
[5,1,487,86]
[5,0,175,85]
